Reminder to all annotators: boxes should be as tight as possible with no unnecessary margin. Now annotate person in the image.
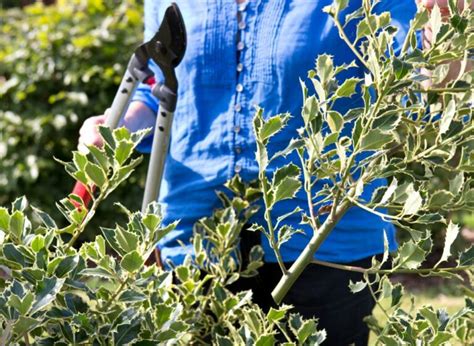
[79,0,464,344]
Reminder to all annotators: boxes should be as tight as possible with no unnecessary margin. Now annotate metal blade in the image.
[136,3,187,70]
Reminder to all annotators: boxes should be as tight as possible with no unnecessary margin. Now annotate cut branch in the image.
[271,198,353,303]
[311,258,474,275]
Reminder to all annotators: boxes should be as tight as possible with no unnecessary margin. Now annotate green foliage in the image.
[2,0,473,343]
[0,128,324,344]
[365,278,474,345]
[0,0,146,232]
[253,0,474,343]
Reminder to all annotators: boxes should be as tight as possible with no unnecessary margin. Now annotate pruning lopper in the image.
[72,3,186,262]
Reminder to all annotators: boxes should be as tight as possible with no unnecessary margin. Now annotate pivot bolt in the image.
[156,41,167,55]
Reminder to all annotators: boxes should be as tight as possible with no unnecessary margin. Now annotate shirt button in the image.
[236,84,244,93]
[238,2,248,11]
[234,164,242,173]
[236,63,244,72]
[235,146,242,154]
[237,41,245,51]
[238,21,246,30]
[234,104,242,112]
[234,125,241,133]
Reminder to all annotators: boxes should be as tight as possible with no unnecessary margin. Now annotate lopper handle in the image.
[71,181,94,209]
[141,103,172,269]
[105,65,141,128]
[141,104,174,212]
[71,55,143,210]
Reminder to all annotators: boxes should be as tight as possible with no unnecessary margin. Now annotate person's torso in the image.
[142,0,417,265]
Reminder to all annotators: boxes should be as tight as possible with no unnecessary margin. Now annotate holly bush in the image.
[251,0,474,344]
[1,0,474,344]
[0,127,326,344]
[0,0,146,232]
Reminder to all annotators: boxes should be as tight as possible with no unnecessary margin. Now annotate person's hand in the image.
[78,110,109,153]
[418,0,473,87]
[420,0,452,15]
[420,0,473,46]
[420,0,473,14]
[78,102,157,153]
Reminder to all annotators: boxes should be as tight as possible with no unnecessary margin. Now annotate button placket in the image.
[233,1,249,174]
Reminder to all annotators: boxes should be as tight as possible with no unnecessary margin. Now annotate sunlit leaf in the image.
[396,241,426,270]
[401,187,423,216]
[85,162,107,189]
[349,280,367,293]
[267,306,291,323]
[30,277,66,314]
[439,99,456,136]
[360,129,393,151]
[335,78,361,98]
[120,250,144,273]
[436,221,460,267]
[259,113,290,142]
[327,111,344,133]
[316,54,334,84]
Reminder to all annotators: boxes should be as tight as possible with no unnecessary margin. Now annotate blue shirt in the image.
[133,0,417,265]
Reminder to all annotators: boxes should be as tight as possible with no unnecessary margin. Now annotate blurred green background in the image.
[0,0,147,236]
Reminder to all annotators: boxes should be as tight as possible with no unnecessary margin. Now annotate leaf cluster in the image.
[0,128,324,345]
[252,0,474,342]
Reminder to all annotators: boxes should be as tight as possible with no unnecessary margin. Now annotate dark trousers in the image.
[230,231,378,345]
